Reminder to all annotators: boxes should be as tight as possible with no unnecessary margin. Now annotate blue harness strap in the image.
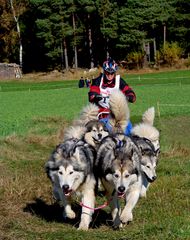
[99,117,133,136]
[124,120,133,136]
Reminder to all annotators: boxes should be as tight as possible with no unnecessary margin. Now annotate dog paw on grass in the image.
[63,207,76,219]
[120,211,133,224]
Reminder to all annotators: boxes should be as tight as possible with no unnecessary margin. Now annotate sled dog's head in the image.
[84,120,109,149]
[45,139,94,196]
[132,136,159,183]
[96,135,141,196]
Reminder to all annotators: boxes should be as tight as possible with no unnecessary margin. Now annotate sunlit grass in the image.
[1,78,190,136]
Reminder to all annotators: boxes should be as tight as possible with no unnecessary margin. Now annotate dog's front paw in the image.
[140,187,147,198]
[63,209,76,219]
[78,223,89,231]
[140,191,147,198]
[120,211,133,224]
[66,209,76,219]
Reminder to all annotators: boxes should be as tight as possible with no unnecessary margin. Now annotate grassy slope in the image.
[0,70,190,239]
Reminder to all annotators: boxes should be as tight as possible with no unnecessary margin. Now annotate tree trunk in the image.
[88,14,94,68]
[163,23,166,50]
[63,38,69,70]
[10,0,23,73]
[72,13,78,68]
[153,38,157,63]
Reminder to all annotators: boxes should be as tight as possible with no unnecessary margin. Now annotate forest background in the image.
[0,0,190,73]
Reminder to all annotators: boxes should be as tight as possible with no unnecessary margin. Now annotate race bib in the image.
[98,96,109,108]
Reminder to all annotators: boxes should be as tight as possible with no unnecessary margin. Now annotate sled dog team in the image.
[45,90,160,230]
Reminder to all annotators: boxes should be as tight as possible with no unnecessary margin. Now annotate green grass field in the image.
[1,69,190,137]
[0,69,190,239]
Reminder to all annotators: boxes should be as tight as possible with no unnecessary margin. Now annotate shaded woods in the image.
[0,0,190,72]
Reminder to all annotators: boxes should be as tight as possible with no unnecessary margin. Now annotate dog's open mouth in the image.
[144,172,156,183]
[92,137,101,143]
[117,191,125,198]
[63,189,73,196]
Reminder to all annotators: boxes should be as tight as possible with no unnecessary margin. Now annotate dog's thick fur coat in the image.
[109,90,130,133]
[45,139,96,230]
[131,107,160,197]
[95,134,142,227]
[131,107,160,151]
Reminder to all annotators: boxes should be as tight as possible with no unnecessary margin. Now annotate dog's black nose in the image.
[152,176,157,181]
[98,133,102,139]
[62,184,69,191]
[118,186,125,193]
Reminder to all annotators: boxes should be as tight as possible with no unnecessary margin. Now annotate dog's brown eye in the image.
[59,171,63,175]
[125,174,129,178]
[69,171,73,175]
[93,129,96,132]
[147,166,150,169]
[114,173,119,178]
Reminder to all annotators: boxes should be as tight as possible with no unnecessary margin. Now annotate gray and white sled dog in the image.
[45,138,96,230]
[131,107,160,197]
[63,104,109,150]
[95,134,142,228]
[131,107,160,152]
[95,91,162,227]
[94,90,143,227]
[45,103,110,230]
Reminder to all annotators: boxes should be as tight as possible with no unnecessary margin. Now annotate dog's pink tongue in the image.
[118,192,125,198]
[63,189,72,196]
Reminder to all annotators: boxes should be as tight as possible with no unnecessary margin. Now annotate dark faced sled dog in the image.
[131,107,160,197]
[45,138,96,230]
[95,134,142,228]
[94,90,143,227]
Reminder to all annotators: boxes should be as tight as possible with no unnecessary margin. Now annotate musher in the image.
[88,57,136,135]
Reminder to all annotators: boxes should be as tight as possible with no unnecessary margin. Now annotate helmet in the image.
[103,58,118,74]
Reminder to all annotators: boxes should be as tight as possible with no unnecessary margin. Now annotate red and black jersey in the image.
[88,73,136,103]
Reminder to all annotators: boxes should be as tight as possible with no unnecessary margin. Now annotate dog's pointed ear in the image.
[72,147,81,161]
[156,148,160,156]
[44,160,58,181]
[155,149,160,163]
[56,145,63,155]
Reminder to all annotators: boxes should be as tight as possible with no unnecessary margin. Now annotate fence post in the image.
[157,101,161,119]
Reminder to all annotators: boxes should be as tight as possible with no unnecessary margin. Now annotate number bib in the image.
[98,75,120,108]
